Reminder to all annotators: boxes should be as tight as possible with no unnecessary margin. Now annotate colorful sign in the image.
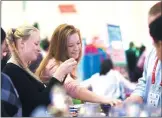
[107,24,128,78]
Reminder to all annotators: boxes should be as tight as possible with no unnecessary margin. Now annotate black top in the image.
[2,63,62,117]
[125,49,137,71]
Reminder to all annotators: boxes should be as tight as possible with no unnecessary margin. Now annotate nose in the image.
[74,45,79,51]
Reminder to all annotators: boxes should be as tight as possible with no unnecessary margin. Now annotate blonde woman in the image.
[2,26,77,116]
[36,24,121,106]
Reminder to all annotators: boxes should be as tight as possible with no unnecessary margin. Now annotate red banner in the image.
[58,4,77,13]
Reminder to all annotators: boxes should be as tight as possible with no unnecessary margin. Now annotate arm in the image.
[38,58,121,106]
[1,73,20,116]
[63,75,121,106]
[116,71,136,91]
[124,49,152,104]
[124,68,146,104]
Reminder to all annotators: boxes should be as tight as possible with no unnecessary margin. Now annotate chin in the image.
[31,56,38,62]
[72,55,79,60]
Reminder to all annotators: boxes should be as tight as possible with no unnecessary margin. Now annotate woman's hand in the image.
[41,58,58,81]
[101,98,122,107]
[53,58,77,82]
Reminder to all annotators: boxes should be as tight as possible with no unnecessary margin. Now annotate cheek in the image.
[24,43,33,54]
[68,48,72,54]
[79,44,82,50]
[25,48,31,54]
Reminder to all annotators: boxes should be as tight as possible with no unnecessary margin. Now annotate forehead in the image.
[148,13,161,25]
[29,31,40,42]
[67,33,79,44]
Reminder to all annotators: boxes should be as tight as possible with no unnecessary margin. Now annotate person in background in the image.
[125,42,137,82]
[81,59,136,100]
[2,25,77,116]
[1,28,22,117]
[36,24,122,106]
[122,2,162,114]
[134,47,147,82]
[40,37,49,57]
[139,45,146,58]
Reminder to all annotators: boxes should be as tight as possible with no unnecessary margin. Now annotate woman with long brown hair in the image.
[36,24,121,106]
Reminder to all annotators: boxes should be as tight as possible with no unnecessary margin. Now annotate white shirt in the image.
[81,70,136,99]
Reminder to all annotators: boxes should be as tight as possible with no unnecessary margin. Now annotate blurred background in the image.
[1,1,160,81]
[2,1,162,116]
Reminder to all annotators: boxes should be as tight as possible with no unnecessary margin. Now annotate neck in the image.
[21,58,29,68]
[19,52,30,68]
[9,55,29,68]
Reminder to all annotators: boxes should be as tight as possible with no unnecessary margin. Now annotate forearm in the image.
[119,74,136,90]
[124,95,144,104]
[64,81,106,104]
[75,87,107,104]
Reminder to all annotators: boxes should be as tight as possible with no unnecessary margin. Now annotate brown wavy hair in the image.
[36,24,82,80]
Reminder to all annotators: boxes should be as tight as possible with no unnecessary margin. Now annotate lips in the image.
[36,52,40,56]
[72,53,78,55]
[2,52,7,57]
[72,52,79,55]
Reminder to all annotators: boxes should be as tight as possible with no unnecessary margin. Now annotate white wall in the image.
[1,1,160,49]
[1,1,24,30]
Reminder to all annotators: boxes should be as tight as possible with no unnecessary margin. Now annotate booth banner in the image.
[107,24,128,78]
[107,24,122,45]
[107,24,126,64]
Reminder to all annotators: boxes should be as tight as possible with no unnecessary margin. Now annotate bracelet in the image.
[61,74,68,84]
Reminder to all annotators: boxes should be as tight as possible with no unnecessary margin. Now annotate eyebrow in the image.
[68,40,80,45]
[68,43,73,45]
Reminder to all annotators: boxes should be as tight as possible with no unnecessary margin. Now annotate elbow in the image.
[63,81,80,98]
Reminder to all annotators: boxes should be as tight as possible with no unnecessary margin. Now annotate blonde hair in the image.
[6,25,42,82]
[36,24,82,80]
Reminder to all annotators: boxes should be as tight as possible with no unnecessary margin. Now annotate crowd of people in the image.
[1,1,162,117]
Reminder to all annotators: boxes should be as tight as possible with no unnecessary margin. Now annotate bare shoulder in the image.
[48,58,57,65]
[46,58,59,68]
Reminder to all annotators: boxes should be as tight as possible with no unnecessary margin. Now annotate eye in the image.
[68,45,73,47]
[35,42,39,46]
[77,42,81,45]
